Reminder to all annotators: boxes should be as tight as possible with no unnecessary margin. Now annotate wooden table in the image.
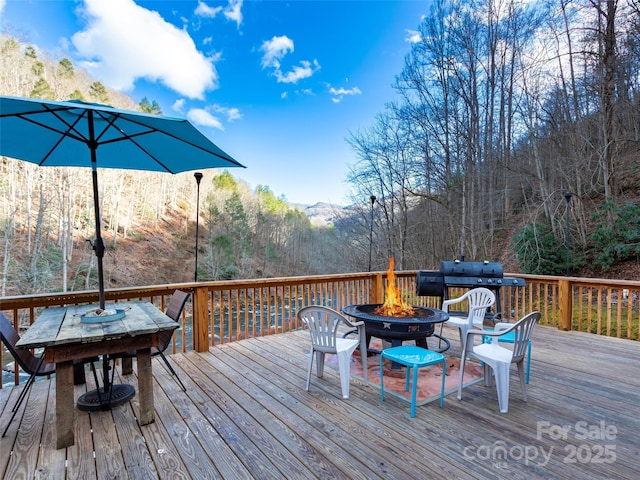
[15,301,178,449]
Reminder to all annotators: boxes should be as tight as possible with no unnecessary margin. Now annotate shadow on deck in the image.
[1,325,639,479]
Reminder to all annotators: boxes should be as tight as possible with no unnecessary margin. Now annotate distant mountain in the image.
[290,202,348,226]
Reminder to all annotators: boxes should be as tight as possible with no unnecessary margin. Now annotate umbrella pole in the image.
[90,147,110,400]
[88,112,106,310]
[87,125,119,407]
[83,117,135,411]
[92,165,106,310]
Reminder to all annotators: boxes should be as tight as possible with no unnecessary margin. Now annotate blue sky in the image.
[0,0,427,205]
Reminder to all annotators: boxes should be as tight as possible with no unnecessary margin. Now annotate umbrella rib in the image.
[90,110,243,171]
[92,111,173,172]
[42,102,89,140]
[18,106,90,165]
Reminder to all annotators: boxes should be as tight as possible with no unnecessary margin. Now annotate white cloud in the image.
[275,59,320,84]
[405,29,422,43]
[260,35,294,69]
[260,36,319,84]
[187,108,223,130]
[172,98,186,114]
[223,0,243,27]
[186,104,241,129]
[72,0,217,99]
[194,1,223,18]
[195,0,242,28]
[329,86,362,103]
[213,105,242,122]
[0,1,6,17]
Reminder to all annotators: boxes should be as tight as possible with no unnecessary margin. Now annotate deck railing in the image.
[2,272,639,386]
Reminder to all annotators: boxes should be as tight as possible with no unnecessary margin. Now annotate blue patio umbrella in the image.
[0,95,244,308]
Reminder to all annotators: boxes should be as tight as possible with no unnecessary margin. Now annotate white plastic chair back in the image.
[442,287,496,351]
[507,313,538,364]
[458,311,540,413]
[300,307,343,353]
[466,288,496,329]
[298,306,364,399]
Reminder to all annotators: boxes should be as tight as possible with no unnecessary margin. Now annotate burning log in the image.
[374,258,417,317]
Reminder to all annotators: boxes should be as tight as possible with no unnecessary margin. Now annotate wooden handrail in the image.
[1,272,639,380]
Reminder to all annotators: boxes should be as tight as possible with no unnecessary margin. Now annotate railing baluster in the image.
[2,272,639,387]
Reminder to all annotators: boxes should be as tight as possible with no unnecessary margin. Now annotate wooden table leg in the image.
[136,347,154,425]
[56,360,74,449]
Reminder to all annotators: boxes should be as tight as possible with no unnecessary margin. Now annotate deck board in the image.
[1,324,639,479]
[221,335,474,479]
[176,354,287,479]
[206,344,408,479]
[194,350,324,479]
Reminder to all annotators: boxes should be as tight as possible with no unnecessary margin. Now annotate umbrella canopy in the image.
[0,95,245,307]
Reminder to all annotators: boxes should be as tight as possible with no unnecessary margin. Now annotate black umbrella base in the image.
[77,384,135,412]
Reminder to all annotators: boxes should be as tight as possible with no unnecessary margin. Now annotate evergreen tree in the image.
[31,61,44,76]
[30,78,55,99]
[89,81,109,103]
[68,89,85,101]
[139,97,162,114]
[58,58,74,78]
[24,45,37,58]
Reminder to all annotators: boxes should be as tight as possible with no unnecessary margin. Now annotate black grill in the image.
[416,260,526,320]
[415,270,445,297]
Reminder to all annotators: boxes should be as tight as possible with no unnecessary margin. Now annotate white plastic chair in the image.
[458,311,540,413]
[441,287,495,352]
[298,306,366,399]
[482,329,532,384]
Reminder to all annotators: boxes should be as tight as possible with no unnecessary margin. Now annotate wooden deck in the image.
[1,324,639,479]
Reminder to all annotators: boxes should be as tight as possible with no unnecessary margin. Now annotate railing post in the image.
[558,278,573,331]
[371,273,385,304]
[192,286,209,352]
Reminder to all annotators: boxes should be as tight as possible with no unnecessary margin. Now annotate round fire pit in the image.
[342,304,450,353]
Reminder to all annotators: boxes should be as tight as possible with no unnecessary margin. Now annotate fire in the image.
[374,258,417,317]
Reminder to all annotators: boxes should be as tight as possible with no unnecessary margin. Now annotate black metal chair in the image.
[1,312,98,437]
[109,290,190,391]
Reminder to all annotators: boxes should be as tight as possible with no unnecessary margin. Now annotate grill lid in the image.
[440,260,504,278]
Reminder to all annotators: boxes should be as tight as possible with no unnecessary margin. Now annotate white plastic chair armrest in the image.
[493,322,517,334]
[442,295,466,310]
[479,322,518,338]
[344,318,364,328]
